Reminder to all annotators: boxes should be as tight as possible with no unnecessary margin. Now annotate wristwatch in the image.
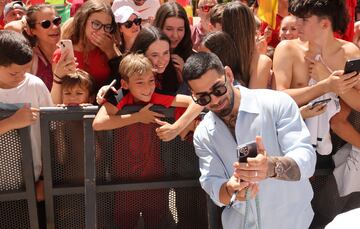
[274,161,285,177]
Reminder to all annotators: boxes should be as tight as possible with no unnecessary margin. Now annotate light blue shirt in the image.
[193,86,316,229]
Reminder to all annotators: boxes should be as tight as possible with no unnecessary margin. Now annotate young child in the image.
[93,53,195,130]
[55,69,97,186]
[93,53,195,228]
[0,30,53,194]
[60,69,96,106]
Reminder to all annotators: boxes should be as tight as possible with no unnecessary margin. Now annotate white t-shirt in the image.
[0,73,53,182]
[111,0,160,21]
[325,208,360,229]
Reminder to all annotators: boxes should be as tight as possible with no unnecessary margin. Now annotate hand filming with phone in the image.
[52,39,78,80]
[226,136,271,207]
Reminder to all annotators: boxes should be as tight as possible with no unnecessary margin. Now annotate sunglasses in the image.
[122,18,142,29]
[91,20,114,33]
[36,16,62,29]
[200,5,215,13]
[191,75,227,106]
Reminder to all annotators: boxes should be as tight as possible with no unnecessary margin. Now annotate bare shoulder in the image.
[275,39,301,52]
[338,39,360,58]
[259,54,272,68]
[274,39,305,60]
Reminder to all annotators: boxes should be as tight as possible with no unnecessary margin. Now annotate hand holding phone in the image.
[237,141,258,163]
[59,39,75,62]
[99,79,118,105]
[344,58,360,74]
[308,98,331,109]
[228,141,258,208]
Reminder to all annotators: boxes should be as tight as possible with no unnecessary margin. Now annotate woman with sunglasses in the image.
[61,0,118,90]
[153,2,193,94]
[222,2,272,89]
[114,5,141,54]
[24,4,68,91]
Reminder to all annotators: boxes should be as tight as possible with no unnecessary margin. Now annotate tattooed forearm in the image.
[267,157,301,181]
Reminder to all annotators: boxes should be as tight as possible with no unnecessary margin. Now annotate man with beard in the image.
[182,52,316,229]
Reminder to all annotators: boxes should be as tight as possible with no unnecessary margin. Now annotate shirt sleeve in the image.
[193,124,229,207]
[37,81,54,107]
[275,92,316,180]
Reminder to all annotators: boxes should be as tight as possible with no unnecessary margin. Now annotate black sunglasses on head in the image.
[37,16,62,29]
[122,18,142,29]
[91,20,114,33]
[191,75,228,106]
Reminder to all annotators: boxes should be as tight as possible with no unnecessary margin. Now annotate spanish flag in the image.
[257,0,278,29]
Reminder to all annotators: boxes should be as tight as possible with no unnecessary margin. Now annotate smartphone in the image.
[309,98,331,109]
[102,79,118,105]
[344,58,360,74]
[237,141,258,163]
[59,39,75,62]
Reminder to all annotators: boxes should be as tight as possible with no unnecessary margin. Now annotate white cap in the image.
[114,6,138,24]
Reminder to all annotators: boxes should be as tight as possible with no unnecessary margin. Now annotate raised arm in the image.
[156,95,204,141]
[273,41,329,105]
[92,103,165,131]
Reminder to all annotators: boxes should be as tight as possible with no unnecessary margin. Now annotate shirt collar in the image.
[238,86,261,114]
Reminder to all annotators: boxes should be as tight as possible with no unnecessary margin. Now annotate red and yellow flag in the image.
[257,0,278,29]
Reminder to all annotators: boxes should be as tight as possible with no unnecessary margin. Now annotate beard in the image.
[210,86,234,117]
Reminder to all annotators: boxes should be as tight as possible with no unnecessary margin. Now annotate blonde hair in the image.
[119,53,153,81]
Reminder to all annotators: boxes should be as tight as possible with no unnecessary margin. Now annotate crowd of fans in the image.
[1,0,360,228]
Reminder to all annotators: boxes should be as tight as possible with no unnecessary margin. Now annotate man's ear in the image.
[120,79,129,89]
[321,18,331,30]
[224,66,234,84]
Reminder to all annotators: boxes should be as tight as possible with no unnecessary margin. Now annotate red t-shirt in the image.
[113,91,173,228]
[74,48,111,88]
[116,92,175,110]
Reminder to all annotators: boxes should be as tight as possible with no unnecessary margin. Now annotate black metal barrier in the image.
[1,107,360,229]
[39,106,209,229]
[309,110,360,228]
[0,111,39,229]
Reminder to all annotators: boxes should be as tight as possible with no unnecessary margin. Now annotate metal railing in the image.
[2,107,360,229]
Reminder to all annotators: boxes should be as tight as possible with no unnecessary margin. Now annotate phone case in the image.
[59,39,74,61]
[237,141,257,163]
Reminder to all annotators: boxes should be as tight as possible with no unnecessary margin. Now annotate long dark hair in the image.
[131,26,179,94]
[202,31,243,85]
[222,2,255,87]
[153,2,193,61]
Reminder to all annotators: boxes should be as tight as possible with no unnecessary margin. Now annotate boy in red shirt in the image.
[93,53,195,227]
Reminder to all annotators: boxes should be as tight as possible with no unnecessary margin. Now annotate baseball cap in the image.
[3,1,27,17]
[114,6,138,24]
